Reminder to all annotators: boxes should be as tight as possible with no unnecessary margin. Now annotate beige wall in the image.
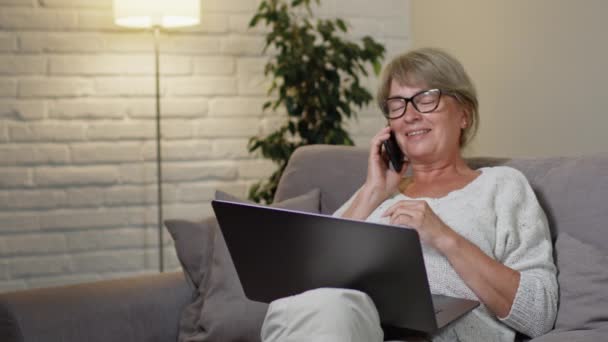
[411,0,608,157]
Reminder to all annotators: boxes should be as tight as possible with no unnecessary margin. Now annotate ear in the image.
[460,108,469,129]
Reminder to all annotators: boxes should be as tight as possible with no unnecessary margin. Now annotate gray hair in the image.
[377,48,479,148]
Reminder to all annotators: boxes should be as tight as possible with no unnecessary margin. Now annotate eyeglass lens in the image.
[384,89,441,119]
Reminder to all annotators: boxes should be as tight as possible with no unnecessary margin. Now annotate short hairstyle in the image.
[377,48,479,148]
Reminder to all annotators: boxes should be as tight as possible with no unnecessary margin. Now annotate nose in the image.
[402,101,422,123]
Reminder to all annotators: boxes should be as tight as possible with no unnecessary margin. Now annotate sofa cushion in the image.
[552,232,608,332]
[165,188,321,342]
[504,156,608,249]
[274,145,368,214]
[216,188,321,213]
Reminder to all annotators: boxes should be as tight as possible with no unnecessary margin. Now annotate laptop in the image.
[211,199,479,335]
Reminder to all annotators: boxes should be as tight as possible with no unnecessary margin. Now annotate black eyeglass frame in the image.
[382,88,451,120]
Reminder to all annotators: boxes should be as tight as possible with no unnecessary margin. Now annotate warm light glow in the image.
[113,0,200,28]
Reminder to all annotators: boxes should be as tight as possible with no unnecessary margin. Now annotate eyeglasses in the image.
[382,88,445,119]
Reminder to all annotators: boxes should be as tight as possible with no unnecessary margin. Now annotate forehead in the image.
[389,78,429,97]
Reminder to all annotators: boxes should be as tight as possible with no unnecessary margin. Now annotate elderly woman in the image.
[261,48,558,342]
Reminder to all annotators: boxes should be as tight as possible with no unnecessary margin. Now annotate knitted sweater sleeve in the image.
[493,168,558,338]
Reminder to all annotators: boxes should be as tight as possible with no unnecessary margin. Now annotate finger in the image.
[398,160,410,176]
[389,211,413,227]
[382,200,420,217]
[370,128,391,157]
[371,126,391,143]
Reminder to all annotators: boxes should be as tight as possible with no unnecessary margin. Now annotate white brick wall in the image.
[0,0,409,292]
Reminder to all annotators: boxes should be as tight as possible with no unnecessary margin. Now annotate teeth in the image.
[406,129,430,137]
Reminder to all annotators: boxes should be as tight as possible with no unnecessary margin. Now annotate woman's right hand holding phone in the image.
[341,127,409,220]
[366,126,409,200]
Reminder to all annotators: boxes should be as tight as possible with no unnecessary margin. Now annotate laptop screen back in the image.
[212,199,438,332]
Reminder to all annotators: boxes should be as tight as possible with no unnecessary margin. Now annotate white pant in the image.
[261,288,415,342]
[260,288,513,342]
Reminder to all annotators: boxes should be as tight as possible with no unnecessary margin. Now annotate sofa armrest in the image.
[0,271,192,342]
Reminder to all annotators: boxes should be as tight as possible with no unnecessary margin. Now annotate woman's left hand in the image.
[384,199,523,319]
[382,200,454,250]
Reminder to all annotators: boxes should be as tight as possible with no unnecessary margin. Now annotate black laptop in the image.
[211,199,479,335]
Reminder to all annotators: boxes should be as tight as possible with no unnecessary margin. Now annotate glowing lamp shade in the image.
[113,0,200,28]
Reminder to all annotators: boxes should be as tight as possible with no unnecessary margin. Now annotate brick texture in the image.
[0,0,409,292]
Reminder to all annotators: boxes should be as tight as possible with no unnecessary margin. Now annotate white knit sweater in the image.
[334,166,558,341]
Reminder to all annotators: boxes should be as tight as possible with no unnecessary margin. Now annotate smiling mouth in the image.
[406,129,431,137]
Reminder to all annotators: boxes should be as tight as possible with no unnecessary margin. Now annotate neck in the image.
[409,154,472,185]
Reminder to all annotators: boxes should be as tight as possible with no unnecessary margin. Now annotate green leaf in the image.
[336,19,347,32]
[372,59,382,75]
[247,0,385,202]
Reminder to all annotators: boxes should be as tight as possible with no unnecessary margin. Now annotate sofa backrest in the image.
[275,145,608,251]
[502,155,608,251]
[274,145,368,215]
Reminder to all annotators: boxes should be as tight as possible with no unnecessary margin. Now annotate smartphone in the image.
[382,131,407,172]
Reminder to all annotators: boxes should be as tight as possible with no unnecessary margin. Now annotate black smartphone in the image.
[382,131,407,172]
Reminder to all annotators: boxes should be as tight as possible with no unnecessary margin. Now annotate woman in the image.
[261,48,558,342]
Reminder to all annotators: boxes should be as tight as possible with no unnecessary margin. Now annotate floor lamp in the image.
[113,0,200,272]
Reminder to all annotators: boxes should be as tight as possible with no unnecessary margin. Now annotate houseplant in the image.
[248,0,385,203]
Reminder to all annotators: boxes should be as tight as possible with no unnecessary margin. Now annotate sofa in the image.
[1,144,607,342]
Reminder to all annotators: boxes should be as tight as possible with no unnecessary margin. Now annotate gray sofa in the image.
[1,145,607,342]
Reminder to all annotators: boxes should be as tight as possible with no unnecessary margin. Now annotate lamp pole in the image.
[153,26,164,273]
[112,0,200,274]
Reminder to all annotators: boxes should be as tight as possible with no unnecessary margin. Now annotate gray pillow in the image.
[215,188,321,212]
[552,232,608,332]
[165,188,321,342]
